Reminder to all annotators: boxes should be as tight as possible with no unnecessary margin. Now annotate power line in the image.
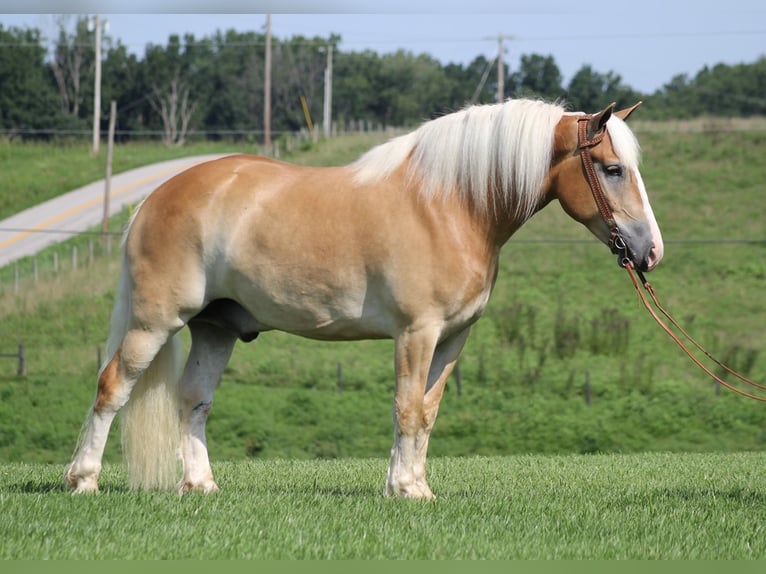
[1,28,765,50]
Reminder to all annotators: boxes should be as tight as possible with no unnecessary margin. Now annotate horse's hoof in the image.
[64,467,100,493]
[384,481,435,500]
[177,480,220,495]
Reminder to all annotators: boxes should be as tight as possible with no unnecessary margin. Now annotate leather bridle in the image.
[577,116,633,267]
[577,114,766,402]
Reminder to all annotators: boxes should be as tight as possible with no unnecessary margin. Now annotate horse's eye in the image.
[605,165,624,178]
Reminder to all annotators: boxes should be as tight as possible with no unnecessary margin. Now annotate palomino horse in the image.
[65,98,663,498]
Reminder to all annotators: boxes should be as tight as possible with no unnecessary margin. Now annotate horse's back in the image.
[128,154,312,251]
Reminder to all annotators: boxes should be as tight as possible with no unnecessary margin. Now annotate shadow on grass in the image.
[3,480,133,494]
[655,486,766,505]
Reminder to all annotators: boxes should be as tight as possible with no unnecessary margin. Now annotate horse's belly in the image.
[227,272,397,341]
[252,301,395,341]
[228,267,493,343]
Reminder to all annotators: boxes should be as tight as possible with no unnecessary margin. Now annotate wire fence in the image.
[1,230,765,297]
[0,237,117,295]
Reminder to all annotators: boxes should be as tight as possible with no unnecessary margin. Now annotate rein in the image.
[577,115,766,402]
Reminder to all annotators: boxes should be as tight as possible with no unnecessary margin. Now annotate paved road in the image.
[0,154,228,268]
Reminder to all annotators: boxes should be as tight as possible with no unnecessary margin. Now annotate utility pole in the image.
[496,35,504,103]
[322,43,333,139]
[486,33,514,103]
[103,100,116,252]
[92,14,102,155]
[263,14,272,150]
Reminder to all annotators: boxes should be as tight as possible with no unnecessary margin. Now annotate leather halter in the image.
[576,113,766,401]
[576,115,631,266]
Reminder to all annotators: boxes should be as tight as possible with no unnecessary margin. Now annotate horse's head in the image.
[551,103,664,272]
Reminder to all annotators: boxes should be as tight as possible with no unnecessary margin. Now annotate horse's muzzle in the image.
[614,223,662,272]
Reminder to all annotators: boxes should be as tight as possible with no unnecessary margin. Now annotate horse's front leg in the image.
[413,326,472,495]
[386,326,470,499]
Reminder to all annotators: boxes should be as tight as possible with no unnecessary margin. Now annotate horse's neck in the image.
[485,200,546,249]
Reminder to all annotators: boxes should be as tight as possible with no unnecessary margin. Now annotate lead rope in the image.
[625,264,766,402]
[576,114,766,402]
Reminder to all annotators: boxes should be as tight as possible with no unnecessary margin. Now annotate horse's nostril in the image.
[646,244,662,271]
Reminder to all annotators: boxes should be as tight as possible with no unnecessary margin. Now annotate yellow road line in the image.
[0,161,196,251]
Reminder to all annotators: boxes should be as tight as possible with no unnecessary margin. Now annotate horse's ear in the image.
[587,102,616,139]
[614,101,643,121]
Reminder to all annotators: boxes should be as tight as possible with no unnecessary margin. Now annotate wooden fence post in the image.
[17,344,25,376]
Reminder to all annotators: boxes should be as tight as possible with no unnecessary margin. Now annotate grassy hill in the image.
[0,125,765,466]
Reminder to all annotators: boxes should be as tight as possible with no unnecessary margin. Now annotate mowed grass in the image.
[1,453,765,559]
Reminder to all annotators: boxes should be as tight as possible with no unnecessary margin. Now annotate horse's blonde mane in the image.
[351,99,566,219]
[352,99,643,220]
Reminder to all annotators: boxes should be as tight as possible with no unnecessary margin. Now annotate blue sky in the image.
[1,0,764,94]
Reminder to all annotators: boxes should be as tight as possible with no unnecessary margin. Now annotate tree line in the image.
[1,16,765,145]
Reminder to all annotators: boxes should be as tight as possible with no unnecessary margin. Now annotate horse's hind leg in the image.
[65,327,174,493]
[177,321,238,494]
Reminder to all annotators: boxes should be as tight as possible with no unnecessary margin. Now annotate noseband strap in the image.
[577,116,630,265]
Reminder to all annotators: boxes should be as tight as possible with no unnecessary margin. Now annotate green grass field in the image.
[0,125,765,559]
[2,453,764,559]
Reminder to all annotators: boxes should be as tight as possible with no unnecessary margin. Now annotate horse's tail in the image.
[106,220,184,491]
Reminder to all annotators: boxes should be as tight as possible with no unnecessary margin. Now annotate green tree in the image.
[645,73,696,120]
[101,42,143,135]
[374,50,453,126]
[49,15,95,120]
[0,25,62,133]
[203,29,265,140]
[333,49,383,127]
[142,34,208,146]
[694,59,766,117]
[447,55,496,106]
[269,34,329,134]
[566,65,642,113]
[511,53,564,101]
